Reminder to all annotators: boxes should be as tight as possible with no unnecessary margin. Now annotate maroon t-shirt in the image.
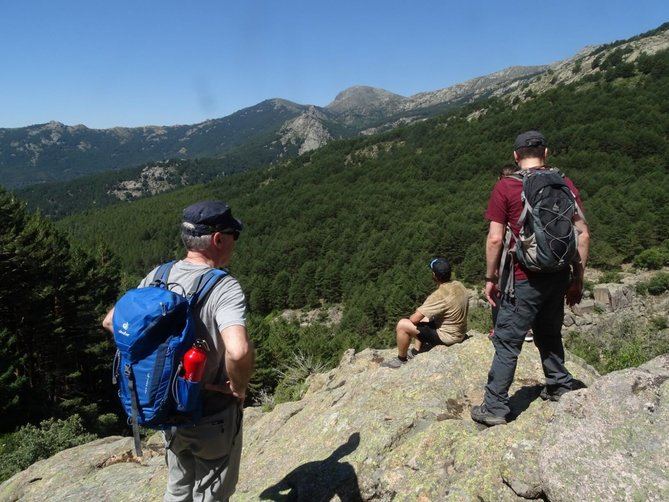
[484,170,584,281]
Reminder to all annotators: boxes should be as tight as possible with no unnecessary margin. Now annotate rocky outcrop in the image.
[108,162,188,200]
[540,355,669,502]
[344,140,406,165]
[0,436,166,501]
[279,304,343,328]
[8,332,668,501]
[593,283,634,311]
[236,335,599,501]
[564,268,669,332]
[0,335,597,500]
[405,65,548,111]
[278,106,333,155]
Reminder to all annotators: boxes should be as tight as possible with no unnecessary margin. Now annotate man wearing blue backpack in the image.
[103,200,254,501]
[470,131,590,427]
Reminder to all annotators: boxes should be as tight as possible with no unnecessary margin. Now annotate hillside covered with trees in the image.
[61,49,669,324]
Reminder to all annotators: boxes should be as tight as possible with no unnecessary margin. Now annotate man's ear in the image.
[544,147,549,160]
[513,151,519,163]
[212,232,222,247]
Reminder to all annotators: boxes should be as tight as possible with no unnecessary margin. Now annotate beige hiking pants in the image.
[163,402,243,502]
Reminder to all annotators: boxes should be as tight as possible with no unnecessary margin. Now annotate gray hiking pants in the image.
[164,401,243,502]
[484,271,575,417]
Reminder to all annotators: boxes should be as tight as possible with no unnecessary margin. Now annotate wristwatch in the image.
[485,276,497,283]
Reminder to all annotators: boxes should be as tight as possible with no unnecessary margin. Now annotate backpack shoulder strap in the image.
[545,167,585,221]
[151,261,176,287]
[517,172,533,226]
[189,268,229,307]
[498,225,515,296]
[502,169,525,182]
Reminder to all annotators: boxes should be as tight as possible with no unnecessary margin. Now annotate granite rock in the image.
[4,335,667,502]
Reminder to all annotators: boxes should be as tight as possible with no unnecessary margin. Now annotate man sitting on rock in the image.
[382,257,469,369]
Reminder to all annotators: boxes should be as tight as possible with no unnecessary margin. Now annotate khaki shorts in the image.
[164,402,243,502]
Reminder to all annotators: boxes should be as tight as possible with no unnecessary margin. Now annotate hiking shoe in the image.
[470,404,507,427]
[540,380,587,401]
[407,348,419,360]
[380,357,406,369]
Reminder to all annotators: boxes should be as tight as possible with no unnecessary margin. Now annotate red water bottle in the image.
[183,340,209,382]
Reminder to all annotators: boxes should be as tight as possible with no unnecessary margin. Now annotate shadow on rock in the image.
[259,432,362,502]
[507,384,543,421]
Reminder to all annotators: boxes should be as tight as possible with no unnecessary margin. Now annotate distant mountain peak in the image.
[330,85,404,102]
[260,98,304,112]
[44,120,65,129]
[326,86,407,115]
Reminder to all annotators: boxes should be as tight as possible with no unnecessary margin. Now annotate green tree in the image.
[0,189,121,430]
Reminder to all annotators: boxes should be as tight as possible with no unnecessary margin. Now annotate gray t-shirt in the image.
[139,260,246,387]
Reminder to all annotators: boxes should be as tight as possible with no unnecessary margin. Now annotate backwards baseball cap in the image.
[514,130,547,151]
[182,200,244,237]
[429,257,452,281]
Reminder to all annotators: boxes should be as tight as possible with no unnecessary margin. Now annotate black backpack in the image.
[499,168,582,295]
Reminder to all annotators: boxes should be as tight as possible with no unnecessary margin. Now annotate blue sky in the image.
[1,0,668,128]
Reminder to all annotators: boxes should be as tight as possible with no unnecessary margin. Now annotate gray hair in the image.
[181,222,212,251]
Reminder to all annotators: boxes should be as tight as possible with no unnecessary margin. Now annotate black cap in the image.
[182,200,243,236]
[514,130,547,151]
[429,257,452,282]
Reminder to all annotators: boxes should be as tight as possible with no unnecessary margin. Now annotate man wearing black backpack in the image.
[470,131,590,427]
[103,201,254,501]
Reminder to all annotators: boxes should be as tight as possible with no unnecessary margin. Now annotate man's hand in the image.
[485,280,500,307]
[228,380,246,402]
[566,277,583,307]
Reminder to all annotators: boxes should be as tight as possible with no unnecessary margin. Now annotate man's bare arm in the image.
[102,307,114,333]
[220,324,254,401]
[566,216,590,306]
[574,216,590,273]
[485,221,505,306]
[486,221,505,279]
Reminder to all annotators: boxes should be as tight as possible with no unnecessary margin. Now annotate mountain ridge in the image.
[6,22,669,199]
[0,98,307,188]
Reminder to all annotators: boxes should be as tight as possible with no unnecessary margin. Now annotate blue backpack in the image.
[112,261,227,455]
